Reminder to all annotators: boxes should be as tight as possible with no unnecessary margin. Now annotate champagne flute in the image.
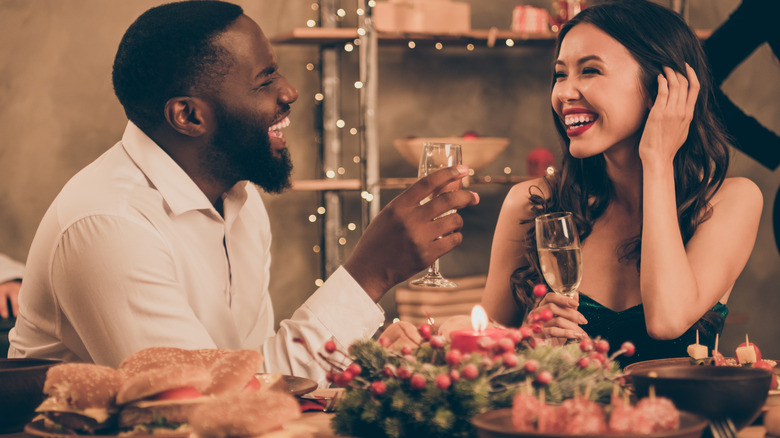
[410,142,462,288]
[535,212,582,297]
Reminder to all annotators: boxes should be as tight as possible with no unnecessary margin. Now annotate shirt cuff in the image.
[300,266,385,347]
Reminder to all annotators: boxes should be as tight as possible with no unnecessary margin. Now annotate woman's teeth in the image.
[564,114,596,127]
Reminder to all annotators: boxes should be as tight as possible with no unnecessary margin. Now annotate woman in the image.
[481,0,762,365]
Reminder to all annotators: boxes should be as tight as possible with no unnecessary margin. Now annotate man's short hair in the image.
[112,0,243,133]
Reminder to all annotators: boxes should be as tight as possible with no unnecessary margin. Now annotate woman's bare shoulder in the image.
[503,177,550,210]
[711,176,763,210]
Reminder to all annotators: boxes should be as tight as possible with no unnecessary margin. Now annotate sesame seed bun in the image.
[117,364,211,405]
[189,391,301,438]
[196,348,233,369]
[204,349,264,396]
[118,347,205,378]
[43,363,124,410]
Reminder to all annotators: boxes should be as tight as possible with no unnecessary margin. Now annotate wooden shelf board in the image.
[272,27,712,46]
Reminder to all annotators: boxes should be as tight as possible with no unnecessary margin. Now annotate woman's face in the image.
[552,23,649,159]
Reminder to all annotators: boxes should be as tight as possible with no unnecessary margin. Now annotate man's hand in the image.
[344,165,479,301]
[0,280,21,318]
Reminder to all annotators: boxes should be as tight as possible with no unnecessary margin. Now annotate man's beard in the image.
[204,105,293,194]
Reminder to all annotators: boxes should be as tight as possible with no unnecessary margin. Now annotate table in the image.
[0,415,769,438]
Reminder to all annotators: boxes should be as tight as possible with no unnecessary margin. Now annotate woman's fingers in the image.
[684,63,700,117]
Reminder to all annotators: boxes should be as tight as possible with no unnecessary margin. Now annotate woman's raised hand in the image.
[639,63,700,164]
[527,291,588,344]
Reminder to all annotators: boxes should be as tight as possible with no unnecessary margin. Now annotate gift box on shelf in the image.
[395,275,485,326]
[374,0,471,34]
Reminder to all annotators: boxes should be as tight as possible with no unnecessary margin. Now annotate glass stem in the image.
[428,259,441,277]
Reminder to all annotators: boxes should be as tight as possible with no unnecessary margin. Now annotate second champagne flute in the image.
[410,142,462,288]
[535,212,582,297]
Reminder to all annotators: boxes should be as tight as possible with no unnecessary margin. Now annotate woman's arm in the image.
[482,181,537,327]
[639,66,763,339]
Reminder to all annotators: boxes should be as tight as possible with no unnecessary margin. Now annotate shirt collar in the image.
[120,121,218,216]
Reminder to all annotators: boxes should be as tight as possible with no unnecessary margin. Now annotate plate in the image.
[24,420,188,438]
[471,408,708,438]
[257,373,318,397]
[623,357,779,375]
[623,357,779,409]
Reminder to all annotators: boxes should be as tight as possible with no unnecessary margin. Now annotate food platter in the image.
[24,420,189,438]
[24,374,317,438]
[470,408,708,438]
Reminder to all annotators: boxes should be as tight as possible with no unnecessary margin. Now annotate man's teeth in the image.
[268,117,290,132]
[564,114,596,127]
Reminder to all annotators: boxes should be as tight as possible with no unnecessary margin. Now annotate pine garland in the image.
[317,327,631,438]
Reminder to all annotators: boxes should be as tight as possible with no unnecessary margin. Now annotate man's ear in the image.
[164,97,212,137]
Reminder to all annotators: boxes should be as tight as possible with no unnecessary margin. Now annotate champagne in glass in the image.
[535,212,582,297]
[410,142,462,288]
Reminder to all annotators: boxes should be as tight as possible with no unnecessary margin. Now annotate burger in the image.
[34,363,124,434]
[189,390,302,438]
[204,349,264,396]
[116,364,211,433]
[116,347,266,433]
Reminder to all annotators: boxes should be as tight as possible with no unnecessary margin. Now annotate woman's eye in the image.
[582,67,600,75]
[553,71,567,81]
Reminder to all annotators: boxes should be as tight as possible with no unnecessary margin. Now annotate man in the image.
[8,1,478,383]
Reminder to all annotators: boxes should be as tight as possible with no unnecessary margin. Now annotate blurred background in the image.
[0,0,777,357]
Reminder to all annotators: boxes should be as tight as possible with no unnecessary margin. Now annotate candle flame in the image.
[471,305,489,332]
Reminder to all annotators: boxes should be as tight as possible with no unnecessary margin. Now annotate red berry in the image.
[435,374,451,390]
[577,357,590,369]
[383,364,396,377]
[536,370,553,385]
[579,338,594,352]
[397,366,412,380]
[449,369,461,381]
[324,340,337,354]
[378,337,390,348]
[531,322,543,334]
[478,337,496,351]
[445,349,463,366]
[334,370,354,386]
[347,363,362,376]
[498,337,515,353]
[430,335,446,349]
[401,345,413,356]
[462,364,479,380]
[418,323,432,340]
[325,371,335,383]
[620,342,636,357]
[530,312,541,323]
[481,357,494,369]
[595,339,610,354]
[502,352,518,368]
[370,380,386,395]
[508,329,522,344]
[410,373,427,390]
[524,359,539,373]
[533,284,547,297]
[519,326,533,339]
[589,351,606,364]
[539,308,553,322]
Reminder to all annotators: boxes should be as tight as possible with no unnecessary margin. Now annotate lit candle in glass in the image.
[449,305,507,354]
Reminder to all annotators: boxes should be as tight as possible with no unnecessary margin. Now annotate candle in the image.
[449,305,507,355]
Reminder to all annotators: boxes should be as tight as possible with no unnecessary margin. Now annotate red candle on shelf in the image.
[449,305,507,354]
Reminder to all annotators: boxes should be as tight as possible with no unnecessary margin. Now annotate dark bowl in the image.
[629,365,772,430]
[0,358,61,433]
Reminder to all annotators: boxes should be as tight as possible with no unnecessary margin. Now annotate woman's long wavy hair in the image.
[510,0,731,316]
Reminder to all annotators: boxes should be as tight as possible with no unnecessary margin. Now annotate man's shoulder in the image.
[52,143,160,224]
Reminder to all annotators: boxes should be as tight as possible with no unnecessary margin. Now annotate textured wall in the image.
[1,0,777,357]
